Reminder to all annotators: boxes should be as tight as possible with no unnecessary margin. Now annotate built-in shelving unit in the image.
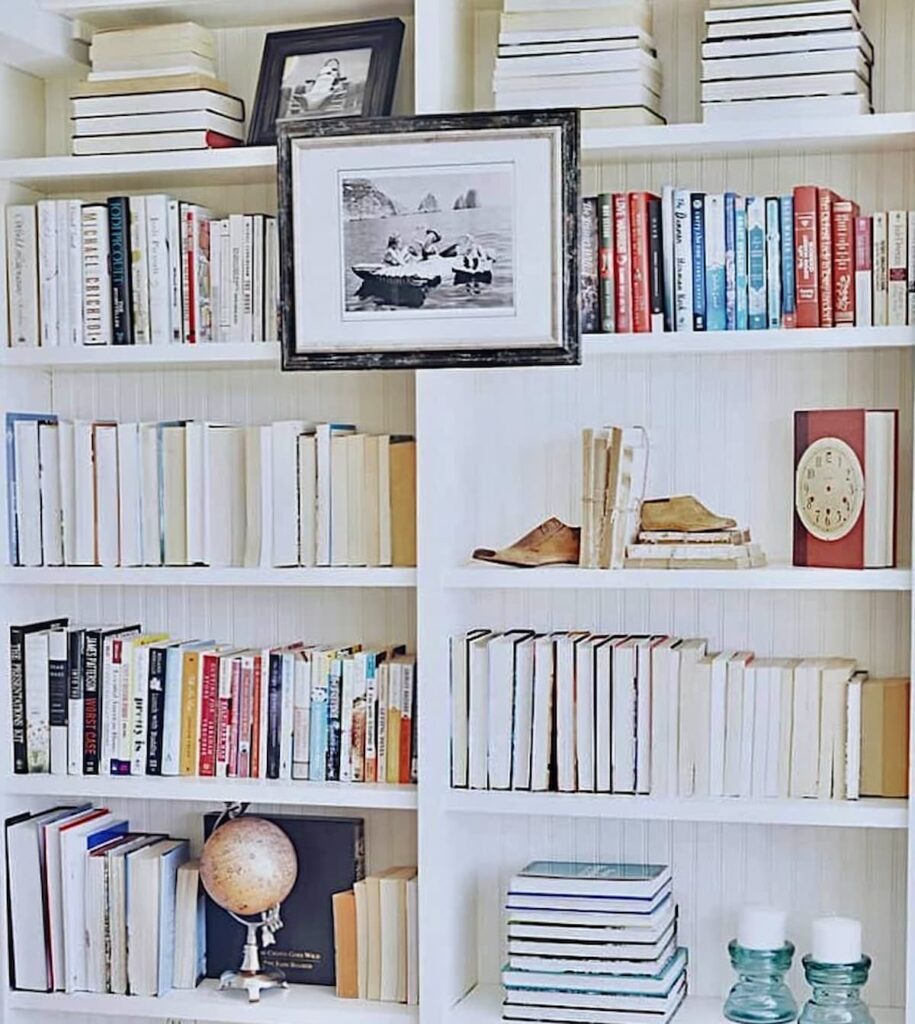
[0,566,417,587]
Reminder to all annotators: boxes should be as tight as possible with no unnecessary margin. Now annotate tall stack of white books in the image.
[701,0,873,124]
[501,862,688,1024]
[493,0,664,128]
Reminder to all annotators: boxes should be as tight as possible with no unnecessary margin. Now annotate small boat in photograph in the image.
[351,263,440,307]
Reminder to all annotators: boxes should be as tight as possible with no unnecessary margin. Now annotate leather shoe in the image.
[640,495,737,533]
[473,517,581,568]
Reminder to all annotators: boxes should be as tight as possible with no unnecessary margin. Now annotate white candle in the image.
[811,917,863,964]
[737,906,787,950]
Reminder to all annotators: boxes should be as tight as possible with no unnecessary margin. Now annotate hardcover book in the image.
[580,197,600,334]
[690,193,706,331]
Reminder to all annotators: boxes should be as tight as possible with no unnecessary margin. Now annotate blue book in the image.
[690,193,707,331]
[157,838,190,995]
[503,946,689,997]
[309,661,330,782]
[87,819,129,851]
[735,198,749,331]
[512,861,672,898]
[724,193,737,330]
[780,195,796,326]
[326,656,343,780]
[747,197,767,330]
[705,194,726,331]
[5,411,57,565]
[766,198,782,329]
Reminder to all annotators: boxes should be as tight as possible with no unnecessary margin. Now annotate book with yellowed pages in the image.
[72,73,232,98]
[390,437,417,567]
[332,890,358,998]
[351,867,418,1005]
[860,677,910,797]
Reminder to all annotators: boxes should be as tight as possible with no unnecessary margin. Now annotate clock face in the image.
[795,436,865,542]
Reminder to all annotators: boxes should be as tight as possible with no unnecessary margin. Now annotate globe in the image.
[200,817,298,917]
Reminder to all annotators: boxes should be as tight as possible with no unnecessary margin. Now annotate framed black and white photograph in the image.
[248,18,404,146]
[277,110,580,370]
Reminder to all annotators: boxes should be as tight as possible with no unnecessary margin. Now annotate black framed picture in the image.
[248,18,405,146]
[277,109,581,371]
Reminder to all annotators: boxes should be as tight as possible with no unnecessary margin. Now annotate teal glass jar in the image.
[724,940,798,1024]
[798,955,874,1024]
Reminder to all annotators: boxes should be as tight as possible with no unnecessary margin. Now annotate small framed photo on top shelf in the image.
[248,18,405,146]
[277,109,581,370]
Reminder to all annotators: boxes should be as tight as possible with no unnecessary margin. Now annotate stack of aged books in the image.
[493,0,663,128]
[701,0,872,124]
[501,862,688,1024]
[72,23,244,155]
[626,525,766,569]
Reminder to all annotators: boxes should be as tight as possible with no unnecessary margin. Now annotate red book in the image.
[197,651,220,776]
[818,189,839,326]
[250,653,263,780]
[832,200,859,326]
[398,660,415,784]
[855,216,872,326]
[794,186,820,328]
[227,656,241,777]
[794,408,898,569]
[612,193,632,333]
[629,192,655,334]
[214,655,233,776]
[205,130,242,149]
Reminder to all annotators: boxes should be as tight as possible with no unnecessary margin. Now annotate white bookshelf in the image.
[4,1,915,1024]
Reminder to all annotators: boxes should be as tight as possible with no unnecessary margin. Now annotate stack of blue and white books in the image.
[502,862,688,1024]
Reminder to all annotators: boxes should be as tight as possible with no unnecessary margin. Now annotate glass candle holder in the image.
[724,940,798,1024]
[798,954,874,1024]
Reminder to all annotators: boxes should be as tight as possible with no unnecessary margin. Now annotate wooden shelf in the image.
[445,791,908,829]
[5,774,417,809]
[1,566,417,587]
[0,341,280,371]
[444,565,912,592]
[8,981,416,1023]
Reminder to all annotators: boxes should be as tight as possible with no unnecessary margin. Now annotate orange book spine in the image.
[179,651,200,776]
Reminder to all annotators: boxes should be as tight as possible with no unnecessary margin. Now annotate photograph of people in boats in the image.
[341,165,515,313]
[278,48,371,120]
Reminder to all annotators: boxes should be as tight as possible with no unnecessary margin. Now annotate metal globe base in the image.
[218,920,288,1003]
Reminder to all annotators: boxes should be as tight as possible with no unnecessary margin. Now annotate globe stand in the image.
[218,910,289,1003]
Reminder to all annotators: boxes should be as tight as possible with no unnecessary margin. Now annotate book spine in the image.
[705,194,726,331]
[129,195,150,344]
[765,197,781,330]
[735,197,748,330]
[227,657,242,777]
[67,630,84,774]
[167,199,183,342]
[833,202,857,326]
[309,660,329,782]
[6,206,40,347]
[612,194,632,333]
[242,214,254,342]
[580,197,600,334]
[794,186,819,328]
[399,662,414,784]
[647,195,665,333]
[229,214,244,343]
[48,637,69,774]
[724,192,737,331]
[266,652,282,780]
[215,655,232,777]
[888,210,908,326]
[82,630,101,774]
[250,654,263,778]
[690,193,706,331]
[129,647,149,775]
[364,658,378,783]
[37,200,58,347]
[236,659,252,778]
[672,189,693,331]
[217,219,232,342]
[9,629,27,772]
[55,201,70,349]
[817,189,835,326]
[196,653,218,776]
[182,204,196,343]
[661,185,675,332]
[855,216,873,327]
[326,659,343,781]
[145,646,166,775]
[873,211,888,326]
[195,213,212,343]
[66,200,84,347]
[909,211,915,327]
[779,195,796,328]
[146,195,171,345]
[81,205,113,345]
[629,192,652,334]
[107,197,133,345]
[747,197,766,329]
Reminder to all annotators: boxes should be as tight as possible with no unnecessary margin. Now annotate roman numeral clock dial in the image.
[795,436,865,542]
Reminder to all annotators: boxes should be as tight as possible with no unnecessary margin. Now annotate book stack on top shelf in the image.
[501,862,688,1024]
[701,0,873,124]
[72,23,245,156]
[493,0,663,128]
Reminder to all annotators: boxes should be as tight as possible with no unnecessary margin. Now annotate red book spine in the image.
[197,652,219,776]
[832,201,858,326]
[794,186,820,328]
[184,209,197,344]
[629,192,653,334]
[215,660,231,776]
[205,131,242,149]
[612,193,632,333]
[398,663,414,784]
[227,657,241,777]
[250,654,263,779]
[818,189,837,326]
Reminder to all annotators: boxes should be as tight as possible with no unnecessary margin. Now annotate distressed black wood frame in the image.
[277,109,581,371]
[247,18,405,146]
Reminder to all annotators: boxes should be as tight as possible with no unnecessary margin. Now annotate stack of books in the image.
[502,862,688,1024]
[701,0,873,124]
[449,628,906,800]
[10,616,417,785]
[333,869,419,1004]
[72,23,244,155]
[6,803,200,994]
[493,0,664,128]
[5,414,417,569]
[580,188,915,335]
[626,526,765,569]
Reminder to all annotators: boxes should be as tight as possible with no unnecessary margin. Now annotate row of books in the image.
[701,0,873,124]
[73,23,244,155]
[10,616,418,785]
[580,188,915,335]
[502,861,687,1024]
[333,868,419,1004]
[494,0,664,128]
[7,804,201,994]
[449,629,910,800]
[6,198,278,348]
[5,414,417,568]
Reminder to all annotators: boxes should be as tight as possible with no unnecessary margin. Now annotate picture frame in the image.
[277,109,581,371]
[248,18,405,147]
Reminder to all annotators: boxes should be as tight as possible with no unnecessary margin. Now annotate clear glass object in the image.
[724,940,799,1024]
[798,955,874,1024]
